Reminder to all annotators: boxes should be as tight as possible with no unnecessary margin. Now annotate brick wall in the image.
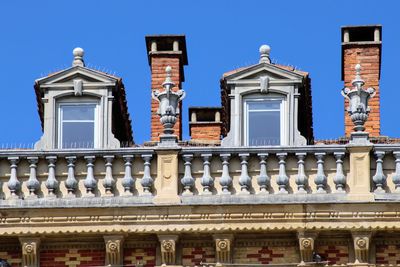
[234,245,299,264]
[316,245,349,265]
[190,123,221,142]
[376,244,400,265]
[40,248,105,267]
[150,55,183,141]
[123,247,156,267]
[0,249,21,267]
[182,246,215,266]
[343,45,381,137]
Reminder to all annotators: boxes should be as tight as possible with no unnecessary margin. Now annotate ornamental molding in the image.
[180,240,214,248]
[124,240,157,248]
[374,238,400,245]
[235,239,296,247]
[315,239,351,246]
[40,242,104,250]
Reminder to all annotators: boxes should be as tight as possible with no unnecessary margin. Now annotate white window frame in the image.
[243,96,287,146]
[57,102,99,149]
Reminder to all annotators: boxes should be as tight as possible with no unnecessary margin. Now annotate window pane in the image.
[248,101,280,111]
[62,121,94,148]
[62,105,95,120]
[248,110,280,146]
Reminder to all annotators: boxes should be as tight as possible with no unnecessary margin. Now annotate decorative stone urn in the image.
[341,64,375,144]
[152,66,185,145]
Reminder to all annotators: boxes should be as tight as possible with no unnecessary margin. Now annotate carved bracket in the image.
[213,234,234,263]
[352,232,372,263]
[158,235,179,265]
[297,232,318,263]
[104,235,124,266]
[19,237,40,267]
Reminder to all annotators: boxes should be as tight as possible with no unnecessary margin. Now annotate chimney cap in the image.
[145,34,188,65]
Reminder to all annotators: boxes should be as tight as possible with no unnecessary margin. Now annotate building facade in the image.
[0,25,399,267]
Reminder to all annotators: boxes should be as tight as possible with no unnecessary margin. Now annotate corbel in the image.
[213,234,234,263]
[157,234,179,265]
[351,231,372,264]
[297,231,318,265]
[19,237,40,267]
[104,235,124,267]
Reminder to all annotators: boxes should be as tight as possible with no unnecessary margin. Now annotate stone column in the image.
[158,235,179,265]
[297,232,318,265]
[351,232,372,265]
[213,234,234,264]
[347,146,373,201]
[19,237,40,267]
[154,150,180,204]
[104,235,124,267]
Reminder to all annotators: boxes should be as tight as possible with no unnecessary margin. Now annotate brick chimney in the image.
[145,35,188,141]
[189,107,222,144]
[341,25,382,137]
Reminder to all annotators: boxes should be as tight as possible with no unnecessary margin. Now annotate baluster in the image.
[200,154,213,195]
[373,151,386,193]
[84,156,97,197]
[219,154,232,195]
[393,152,400,192]
[103,155,115,196]
[26,157,40,198]
[257,153,270,194]
[141,154,153,196]
[333,152,346,193]
[239,153,251,194]
[295,153,307,194]
[276,153,289,194]
[122,155,135,195]
[65,156,78,197]
[314,153,327,193]
[7,157,20,199]
[45,156,58,197]
[181,154,195,196]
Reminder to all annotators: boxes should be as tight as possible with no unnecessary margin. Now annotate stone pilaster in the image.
[153,150,180,204]
[213,234,234,263]
[297,232,318,264]
[158,235,179,265]
[347,146,374,201]
[351,232,372,265]
[19,237,40,267]
[104,235,124,267]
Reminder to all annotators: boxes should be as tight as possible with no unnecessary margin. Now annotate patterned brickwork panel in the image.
[234,245,299,264]
[123,248,156,267]
[40,248,105,267]
[182,246,215,266]
[0,250,22,267]
[316,245,349,265]
[376,244,400,265]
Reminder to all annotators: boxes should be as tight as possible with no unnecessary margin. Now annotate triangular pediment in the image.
[224,63,304,81]
[36,66,118,85]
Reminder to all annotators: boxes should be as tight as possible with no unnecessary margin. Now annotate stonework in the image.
[123,248,156,267]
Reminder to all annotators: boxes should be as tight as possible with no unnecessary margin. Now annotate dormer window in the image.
[57,103,98,148]
[244,97,285,146]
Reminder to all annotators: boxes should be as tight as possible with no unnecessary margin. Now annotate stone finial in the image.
[72,47,85,67]
[259,44,271,64]
[162,65,175,89]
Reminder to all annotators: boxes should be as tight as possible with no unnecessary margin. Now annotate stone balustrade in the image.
[3,143,400,205]
[179,146,349,200]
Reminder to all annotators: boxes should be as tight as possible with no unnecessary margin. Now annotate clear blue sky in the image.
[0,0,398,145]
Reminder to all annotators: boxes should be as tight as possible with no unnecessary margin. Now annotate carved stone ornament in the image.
[297,232,317,263]
[352,232,371,263]
[19,238,40,267]
[158,235,178,265]
[214,234,234,263]
[104,235,124,266]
